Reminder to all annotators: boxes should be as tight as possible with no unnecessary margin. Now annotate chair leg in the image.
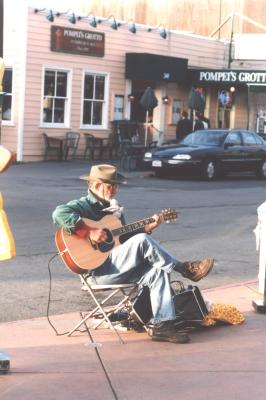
[72,149,77,159]
[121,156,132,171]
[130,157,138,171]
[62,148,67,161]
[84,148,94,160]
[84,148,89,160]
[68,283,124,343]
[99,146,103,160]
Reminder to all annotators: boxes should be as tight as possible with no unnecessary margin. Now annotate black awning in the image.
[249,85,266,93]
[125,53,188,83]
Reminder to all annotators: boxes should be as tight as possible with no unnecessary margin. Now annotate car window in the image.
[254,134,265,145]
[243,132,258,146]
[182,131,226,146]
[224,132,242,146]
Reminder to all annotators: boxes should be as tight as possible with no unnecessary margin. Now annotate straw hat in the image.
[80,164,127,184]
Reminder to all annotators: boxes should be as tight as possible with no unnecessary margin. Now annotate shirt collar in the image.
[87,189,110,208]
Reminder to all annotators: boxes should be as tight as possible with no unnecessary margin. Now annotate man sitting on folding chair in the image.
[52,164,214,344]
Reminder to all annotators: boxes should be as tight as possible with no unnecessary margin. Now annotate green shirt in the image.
[52,190,112,234]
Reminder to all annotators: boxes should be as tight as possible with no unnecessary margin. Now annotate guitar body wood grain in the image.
[55,214,123,273]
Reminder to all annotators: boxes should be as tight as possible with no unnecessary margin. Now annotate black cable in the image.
[46,253,67,335]
[46,253,86,336]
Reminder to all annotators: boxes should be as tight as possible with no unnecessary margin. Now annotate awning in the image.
[248,83,266,93]
[125,53,188,83]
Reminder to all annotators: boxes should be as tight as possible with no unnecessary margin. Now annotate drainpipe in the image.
[16,5,28,162]
[228,14,234,69]
[218,0,222,40]
[247,84,250,130]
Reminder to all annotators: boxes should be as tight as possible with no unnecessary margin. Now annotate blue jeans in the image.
[86,233,183,324]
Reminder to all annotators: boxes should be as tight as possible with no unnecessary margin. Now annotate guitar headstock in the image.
[160,208,178,223]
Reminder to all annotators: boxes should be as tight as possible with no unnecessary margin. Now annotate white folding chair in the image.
[68,274,138,343]
[54,231,149,343]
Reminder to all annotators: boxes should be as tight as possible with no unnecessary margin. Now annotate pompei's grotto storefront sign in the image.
[191,69,266,85]
[190,69,266,130]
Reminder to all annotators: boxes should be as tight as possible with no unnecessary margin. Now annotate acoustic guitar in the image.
[55,208,177,274]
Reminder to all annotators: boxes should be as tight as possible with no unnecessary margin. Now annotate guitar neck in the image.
[112,217,156,237]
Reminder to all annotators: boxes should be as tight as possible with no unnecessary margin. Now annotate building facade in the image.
[1,4,265,161]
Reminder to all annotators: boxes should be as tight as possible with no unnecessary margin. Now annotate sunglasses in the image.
[104,182,118,189]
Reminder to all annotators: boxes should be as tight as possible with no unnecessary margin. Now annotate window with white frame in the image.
[2,68,13,122]
[172,99,182,125]
[82,73,107,127]
[42,69,69,125]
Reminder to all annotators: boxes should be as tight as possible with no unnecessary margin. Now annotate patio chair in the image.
[84,133,98,160]
[84,133,114,160]
[64,131,80,160]
[119,139,136,171]
[43,133,63,161]
[119,139,152,171]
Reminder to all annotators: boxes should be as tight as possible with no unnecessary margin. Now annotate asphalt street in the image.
[0,160,265,322]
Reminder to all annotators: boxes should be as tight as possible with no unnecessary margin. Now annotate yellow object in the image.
[0,145,15,174]
[202,303,245,326]
[0,193,16,260]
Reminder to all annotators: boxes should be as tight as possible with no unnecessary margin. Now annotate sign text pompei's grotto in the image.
[50,26,105,57]
[196,70,266,84]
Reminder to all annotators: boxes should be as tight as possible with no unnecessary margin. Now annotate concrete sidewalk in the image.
[1,280,266,400]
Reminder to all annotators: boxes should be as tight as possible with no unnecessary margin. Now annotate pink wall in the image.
[3,7,229,161]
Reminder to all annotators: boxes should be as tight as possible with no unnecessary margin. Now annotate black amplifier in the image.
[173,284,208,322]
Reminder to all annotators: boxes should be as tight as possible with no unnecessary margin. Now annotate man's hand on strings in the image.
[144,214,162,233]
[89,227,108,244]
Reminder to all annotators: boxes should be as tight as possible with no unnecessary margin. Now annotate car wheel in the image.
[202,160,218,181]
[256,161,266,179]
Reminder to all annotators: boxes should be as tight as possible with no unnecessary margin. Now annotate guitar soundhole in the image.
[104,229,113,243]
[98,229,114,253]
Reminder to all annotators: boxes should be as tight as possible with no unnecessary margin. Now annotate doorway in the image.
[217,89,234,129]
[130,80,155,122]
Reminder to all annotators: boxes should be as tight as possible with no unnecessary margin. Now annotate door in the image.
[222,131,245,172]
[241,131,265,171]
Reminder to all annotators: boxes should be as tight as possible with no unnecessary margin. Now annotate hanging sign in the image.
[50,26,105,57]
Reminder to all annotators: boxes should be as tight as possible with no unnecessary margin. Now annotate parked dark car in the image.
[143,129,266,180]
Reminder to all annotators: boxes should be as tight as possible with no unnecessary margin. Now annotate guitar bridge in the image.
[88,237,98,250]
